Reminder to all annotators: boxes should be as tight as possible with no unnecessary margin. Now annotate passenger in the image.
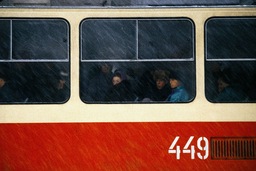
[51,70,70,102]
[214,73,248,102]
[112,72,122,86]
[0,72,14,102]
[142,69,171,101]
[86,63,113,101]
[166,71,189,102]
[207,62,253,103]
[105,70,135,102]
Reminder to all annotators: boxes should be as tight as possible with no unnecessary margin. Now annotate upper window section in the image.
[0,19,70,104]
[0,19,69,61]
[205,17,256,103]
[138,20,193,60]
[81,19,194,61]
[206,18,256,61]
[12,20,68,60]
[80,18,195,103]
[81,20,136,60]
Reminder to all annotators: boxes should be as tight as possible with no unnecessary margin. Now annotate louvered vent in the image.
[211,137,256,160]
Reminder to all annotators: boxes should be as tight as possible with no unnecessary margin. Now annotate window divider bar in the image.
[136,19,139,60]
[81,59,194,62]
[0,59,69,62]
[206,58,256,62]
[10,20,13,61]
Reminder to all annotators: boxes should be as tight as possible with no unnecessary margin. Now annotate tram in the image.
[0,0,256,170]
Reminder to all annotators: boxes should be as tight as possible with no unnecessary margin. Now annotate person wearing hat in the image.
[166,71,189,102]
[104,69,135,102]
[85,63,113,101]
[142,69,171,102]
[214,73,248,102]
[51,70,70,102]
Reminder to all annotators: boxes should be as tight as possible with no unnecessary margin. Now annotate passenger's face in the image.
[112,76,122,85]
[169,79,180,89]
[101,64,110,74]
[218,79,229,92]
[156,79,166,90]
[0,78,5,88]
[57,79,66,90]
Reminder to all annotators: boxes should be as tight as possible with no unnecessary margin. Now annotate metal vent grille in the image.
[211,137,256,160]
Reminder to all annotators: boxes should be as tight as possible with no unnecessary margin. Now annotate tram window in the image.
[205,17,256,103]
[0,19,70,104]
[80,18,196,103]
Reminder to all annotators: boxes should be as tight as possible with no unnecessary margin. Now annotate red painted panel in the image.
[0,122,256,170]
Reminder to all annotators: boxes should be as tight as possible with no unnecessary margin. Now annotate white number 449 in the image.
[168,136,209,160]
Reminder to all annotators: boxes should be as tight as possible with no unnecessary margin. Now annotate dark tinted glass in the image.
[12,20,68,60]
[81,19,136,60]
[80,18,195,103]
[205,18,256,103]
[206,18,256,60]
[0,20,10,60]
[138,19,194,59]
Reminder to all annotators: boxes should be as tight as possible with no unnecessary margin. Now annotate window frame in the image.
[79,17,196,104]
[0,18,71,104]
[204,16,256,103]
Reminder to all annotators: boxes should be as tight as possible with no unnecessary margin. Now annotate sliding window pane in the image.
[12,20,69,60]
[138,19,194,59]
[81,19,136,60]
[0,20,10,60]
